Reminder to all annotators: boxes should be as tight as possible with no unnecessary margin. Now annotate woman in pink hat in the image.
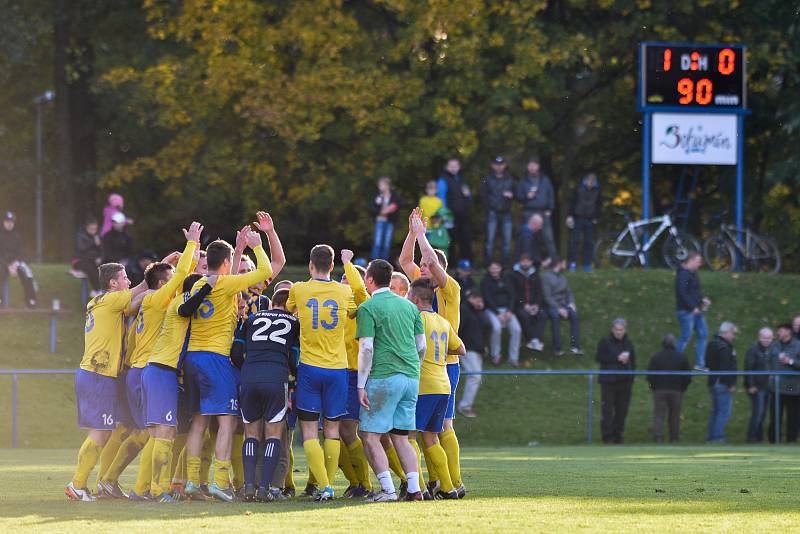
[100,193,133,236]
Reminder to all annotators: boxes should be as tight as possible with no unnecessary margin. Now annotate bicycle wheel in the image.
[662,230,701,269]
[703,234,735,272]
[595,231,636,269]
[747,235,781,274]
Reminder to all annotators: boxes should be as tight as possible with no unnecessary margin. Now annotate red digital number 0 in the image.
[718,48,735,75]
[677,78,694,104]
[696,79,713,105]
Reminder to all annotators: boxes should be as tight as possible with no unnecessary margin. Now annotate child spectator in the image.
[367,176,402,260]
[100,193,133,236]
[419,181,443,222]
[426,213,451,258]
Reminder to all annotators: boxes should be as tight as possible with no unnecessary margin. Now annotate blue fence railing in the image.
[2,369,799,447]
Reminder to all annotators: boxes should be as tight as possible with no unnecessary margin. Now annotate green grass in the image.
[1,264,799,447]
[0,446,797,532]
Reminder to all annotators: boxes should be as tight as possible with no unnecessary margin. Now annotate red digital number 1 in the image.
[663,49,672,72]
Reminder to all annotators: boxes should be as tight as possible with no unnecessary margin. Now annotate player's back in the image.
[129,292,171,368]
[239,309,299,382]
[149,292,191,369]
[419,310,459,395]
[81,289,132,378]
[288,279,354,369]
[186,276,241,357]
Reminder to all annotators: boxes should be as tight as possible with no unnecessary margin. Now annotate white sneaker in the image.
[65,482,96,502]
[368,490,398,502]
[526,339,544,351]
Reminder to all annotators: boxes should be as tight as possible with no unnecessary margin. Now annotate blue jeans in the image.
[676,310,708,367]
[371,220,394,260]
[707,382,733,442]
[485,211,512,264]
[747,389,768,442]
[547,307,581,351]
[568,217,595,267]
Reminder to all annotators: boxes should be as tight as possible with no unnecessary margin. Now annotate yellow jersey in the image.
[419,195,443,221]
[419,311,462,395]
[287,278,356,369]
[149,292,192,369]
[342,261,369,370]
[187,244,271,357]
[129,241,196,368]
[409,266,461,363]
[80,289,133,378]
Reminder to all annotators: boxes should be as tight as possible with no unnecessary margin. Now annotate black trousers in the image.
[450,212,473,262]
[74,258,101,290]
[515,309,546,341]
[0,261,37,304]
[600,381,633,443]
[768,393,800,443]
[653,390,683,442]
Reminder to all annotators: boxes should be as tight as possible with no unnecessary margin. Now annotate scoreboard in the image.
[639,43,746,110]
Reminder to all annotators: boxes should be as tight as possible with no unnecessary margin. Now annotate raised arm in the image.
[178,275,217,317]
[341,249,368,306]
[412,212,448,289]
[253,211,285,280]
[153,223,202,309]
[231,224,250,276]
[228,215,273,292]
[399,209,420,279]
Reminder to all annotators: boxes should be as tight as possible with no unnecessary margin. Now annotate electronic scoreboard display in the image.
[639,43,746,110]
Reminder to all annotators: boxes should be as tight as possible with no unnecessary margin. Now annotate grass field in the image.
[0,446,797,532]
[1,264,799,448]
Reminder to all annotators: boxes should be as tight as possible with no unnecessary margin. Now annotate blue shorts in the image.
[342,370,360,421]
[75,369,117,430]
[115,369,135,429]
[176,384,193,434]
[125,367,146,429]
[359,374,419,434]
[184,351,241,416]
[446,363,460,420]
[416,394,449,433]
[287,390,297,430]
[296,363,347,420]
[240,380,289,423]
[142,364,179,427]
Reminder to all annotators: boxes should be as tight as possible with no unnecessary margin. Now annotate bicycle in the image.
[595,210,701,269]
[702,210,781,273]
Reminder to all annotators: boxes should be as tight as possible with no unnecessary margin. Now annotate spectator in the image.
[516,213,553,266]
[509,253,546,352]
[793,315,800,341]
[73,217,103,294]
[566,173,601,272]
[706,321,738,444]
[0,211,38,307]
[596,318,635,444]
[454,259,476,296]
[481,260,522,367]
[516,156,556,258]
[426,213,451,258]
[127,250,159,287]
[480,156,514,266]
[768,324,800,443]
[367,176,402,260]
[438,158,473,262]
[419,180,443,222]
[541,257,582,355]
[675,253,711,371]
[457,289,488,418]
[100,192,132,237]
[647,334,691,443]
[745,327,773,443]
[101,212,133,264]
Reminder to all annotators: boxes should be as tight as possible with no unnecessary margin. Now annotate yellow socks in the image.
[133,437,154,495]
[303,439,329,488]
[337,441,359,486]
[285,443,295,490]
[347,438,372,490]
[213,459,232,489]
[439,428,462,488]
[150,438,174,497]
[231,433,244,490]
[72,437,103,489]
[323,438,341,488]
[95,426,127,486]
[102,429,148,483]
[170,435,188,483]
[422,442,437,483]
[425,443,454,492]
[200,431,215,485]
[385,444,407,483]
[187,456,201,486]
[409,438,426,488]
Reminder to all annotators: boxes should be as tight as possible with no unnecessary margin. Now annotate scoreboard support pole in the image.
[641,112,652,266]
[735,114,745,270]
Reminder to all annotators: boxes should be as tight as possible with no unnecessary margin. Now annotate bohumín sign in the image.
[651,113,737,165]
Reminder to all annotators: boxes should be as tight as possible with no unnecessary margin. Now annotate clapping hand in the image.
[183,221,203,243]
[254,211,274,234]
[235,224,250,251]
[341,249,354,265]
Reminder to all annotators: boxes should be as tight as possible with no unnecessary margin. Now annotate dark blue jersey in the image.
[233,309,300,383]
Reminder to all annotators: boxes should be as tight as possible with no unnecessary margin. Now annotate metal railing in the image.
[2,369,799,447]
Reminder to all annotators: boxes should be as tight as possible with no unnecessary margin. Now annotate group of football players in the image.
[65,207,467,503]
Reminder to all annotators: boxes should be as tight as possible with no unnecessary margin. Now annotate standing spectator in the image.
[426,213,451,258]
[706,322,738,444]
[516,156,556,258]
[792,315,800,341]
[368,176,402,260]
[516,213,553,266]
[126,250,159,287]
[647,334,691,443]
[745,327,773,443]
[566,173,601,272]
[438,158,473,262]
[480,156,514,266]
[675,253,711,371]
[73,217,103,294]
[101,212,133,265]
[457,289,487,418]
[541,257,582,355]
[596,318,636,444]
[100,193,133,237]
[767,324,800,443]
[0,211,38,307]
[454,259,476,296]
[509,253,546,352]
[419,181,443,222]
[481,260,522,367]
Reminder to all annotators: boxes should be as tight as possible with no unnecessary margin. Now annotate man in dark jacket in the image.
[647,334,691,442]
[768,324,800,443]
[541,257,582,355]
[481,260,521,366]
[596,318,636,444]
[508,253,546,352]
[368,176,403,260]
[516,213,553,266]
[480,156,515,266]
[454,259,476,297]
[74,218,103,292]
[516,157,556,256]
[706,322,738,443]
[101,212,134,264]
[566,173,601,272]
[0,211,38,307]
[457,290,488,418]
[676,253,711,371]
[437,158,473,262]
[745,327,773,442]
